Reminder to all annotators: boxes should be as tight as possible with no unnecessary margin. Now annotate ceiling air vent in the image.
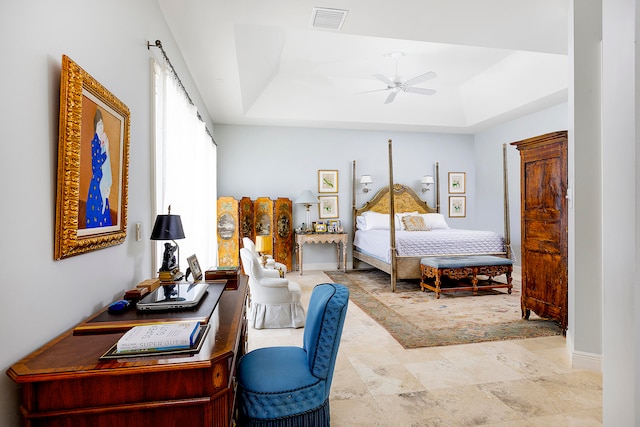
[310,7,348,31]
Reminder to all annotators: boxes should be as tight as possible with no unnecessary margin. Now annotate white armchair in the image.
[242,237,287,276]
[240,248,305,329]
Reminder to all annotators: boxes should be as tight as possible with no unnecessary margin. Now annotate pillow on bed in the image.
[395,211,419,230]
[420,213,449,229]
[356,215,366,230]
[402,215,430,231]
[360,212,399,230]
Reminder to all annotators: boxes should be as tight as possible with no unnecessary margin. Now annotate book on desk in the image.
[116,320,201,352]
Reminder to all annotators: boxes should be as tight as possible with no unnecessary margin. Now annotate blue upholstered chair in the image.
[237,283,349,427]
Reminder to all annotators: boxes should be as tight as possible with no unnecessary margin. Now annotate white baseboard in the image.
[571,349,602,372]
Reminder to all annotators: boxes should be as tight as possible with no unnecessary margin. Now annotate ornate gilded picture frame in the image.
[54,55,130,259]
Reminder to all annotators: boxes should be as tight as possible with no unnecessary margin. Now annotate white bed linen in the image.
[353,229,506,263]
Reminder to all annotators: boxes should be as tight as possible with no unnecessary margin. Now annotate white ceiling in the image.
[157,0,569,134]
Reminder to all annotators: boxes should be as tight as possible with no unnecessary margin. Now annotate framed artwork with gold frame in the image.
[449,196,466,218]
[448,172,466,194]
[318,195,339,219]
[54,55,130,260]
[318,170,338,193]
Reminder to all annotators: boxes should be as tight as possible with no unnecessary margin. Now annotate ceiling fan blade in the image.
[404,71,437,87]
[405,87,436,96]
[373,74,395,87]
[355,88,391,95]
[385,91,398,104]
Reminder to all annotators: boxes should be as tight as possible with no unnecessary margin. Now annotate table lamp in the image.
[151,206,186,282]
[254,235,273,267]
[295,190,319,232]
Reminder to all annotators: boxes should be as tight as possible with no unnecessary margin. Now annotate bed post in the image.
[388,139,397,292]
[502,144,512,260]
[352,160,358,270]
[435,161,440,213]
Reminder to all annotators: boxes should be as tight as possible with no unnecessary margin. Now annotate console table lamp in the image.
[295,190,318,232]
[151,206,186,282]
[254,235,273,267]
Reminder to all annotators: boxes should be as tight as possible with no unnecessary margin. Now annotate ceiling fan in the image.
[358,52,437,104]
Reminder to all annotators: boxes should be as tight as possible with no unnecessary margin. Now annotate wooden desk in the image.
[6,277,248,427]
[295,232,347,275]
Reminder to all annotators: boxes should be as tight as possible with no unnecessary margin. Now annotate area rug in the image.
[324,269,562,349]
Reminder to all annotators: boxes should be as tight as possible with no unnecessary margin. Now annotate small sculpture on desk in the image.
[159,243,183,282]
[161,243,178,271]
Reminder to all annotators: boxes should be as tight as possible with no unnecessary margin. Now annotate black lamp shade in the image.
[150,215,185,240]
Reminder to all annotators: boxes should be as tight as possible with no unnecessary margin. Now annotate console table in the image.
[6,277,248,427]
[295,232,347,275]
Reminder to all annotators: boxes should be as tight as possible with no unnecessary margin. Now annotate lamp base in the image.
[159,267,184,282]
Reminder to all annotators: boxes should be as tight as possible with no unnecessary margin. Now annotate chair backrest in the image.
[243,237,258,257]
[240,248,262,281]
[303,283,349,397]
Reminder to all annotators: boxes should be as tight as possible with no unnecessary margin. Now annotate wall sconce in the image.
[421,175,434,193]
[360,175,373,193]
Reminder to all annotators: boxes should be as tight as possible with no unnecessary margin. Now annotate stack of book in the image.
[116,321,200,354]
[159,268,184,282]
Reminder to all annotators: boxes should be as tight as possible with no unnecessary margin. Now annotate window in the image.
[153,60,217,274]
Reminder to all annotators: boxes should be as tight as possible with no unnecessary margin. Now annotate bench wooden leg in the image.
[471,268,478,296]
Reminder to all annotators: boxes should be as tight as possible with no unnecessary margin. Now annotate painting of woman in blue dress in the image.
[86,109,113,228]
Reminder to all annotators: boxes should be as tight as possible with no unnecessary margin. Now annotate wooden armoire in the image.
[511,131,568,332]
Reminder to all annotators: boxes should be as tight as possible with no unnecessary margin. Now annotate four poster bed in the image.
[351,139,512,292]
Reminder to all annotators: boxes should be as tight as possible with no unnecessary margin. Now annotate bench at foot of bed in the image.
[420,255,513,299]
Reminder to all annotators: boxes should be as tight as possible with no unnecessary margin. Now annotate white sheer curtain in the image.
[153,59,217,275]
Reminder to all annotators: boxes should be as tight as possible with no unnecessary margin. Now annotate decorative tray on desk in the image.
[99,324,211,360]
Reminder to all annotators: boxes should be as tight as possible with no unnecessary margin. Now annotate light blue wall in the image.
[214,125,475,267]
[0,2,208,426]
[215,104,567,270]
[474,102,569,265]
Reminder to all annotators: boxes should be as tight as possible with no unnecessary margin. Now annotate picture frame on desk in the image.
[327,219,342,233]
[313,221,327,233]
[187,254,203,281]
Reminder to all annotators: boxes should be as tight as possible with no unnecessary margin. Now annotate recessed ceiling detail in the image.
[157,0,569,133]
[310,7,348,31]
[357,52,438,104]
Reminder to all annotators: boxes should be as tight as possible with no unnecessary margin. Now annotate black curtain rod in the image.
[148,39,216,145]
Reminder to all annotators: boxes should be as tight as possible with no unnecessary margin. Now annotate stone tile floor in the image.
[248,271,602,426]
